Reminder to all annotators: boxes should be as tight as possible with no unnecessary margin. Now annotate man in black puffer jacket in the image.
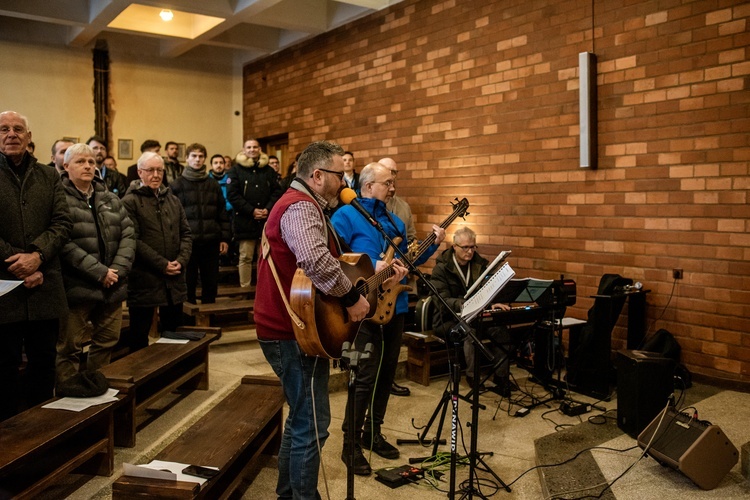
[170,143,230,305]
[226,139,283,287]
[57,143,136,384]
[122,152,192,353]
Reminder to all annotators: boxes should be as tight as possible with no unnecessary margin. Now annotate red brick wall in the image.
[243,0,750,383]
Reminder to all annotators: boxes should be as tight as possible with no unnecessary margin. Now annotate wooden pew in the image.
[0,392,128,499]
[196,285,255,300]
[182,299,255,327]
[112,375,284,499]
[403,331,450,386]
[99,326,220,447]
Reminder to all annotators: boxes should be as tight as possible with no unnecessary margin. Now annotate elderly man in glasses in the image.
[332,162,444,475]
[0,110,72,421]
[430,226,515,396]
[121,152,192,353]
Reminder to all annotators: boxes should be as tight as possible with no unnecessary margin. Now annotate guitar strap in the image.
[261,228,306,330]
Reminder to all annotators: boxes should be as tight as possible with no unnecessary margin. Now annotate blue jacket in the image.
[331,197,438,315]
[209,171,232,213]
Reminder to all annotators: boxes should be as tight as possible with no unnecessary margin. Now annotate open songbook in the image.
[461,262,515,321]
[464,250,511,299]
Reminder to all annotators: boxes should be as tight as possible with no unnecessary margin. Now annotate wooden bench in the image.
[403,331,450,386]
[112,375,284,499]
[99,326,220,447]
[196,285,255,300]
[183,299,255,327]
[0,392,128,499]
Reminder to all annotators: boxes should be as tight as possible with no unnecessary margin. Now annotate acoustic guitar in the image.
[290,197,469,358]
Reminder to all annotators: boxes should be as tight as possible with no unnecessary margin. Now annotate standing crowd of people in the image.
[0,109,288,421]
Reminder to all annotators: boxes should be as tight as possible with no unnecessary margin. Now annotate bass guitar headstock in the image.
[452,197,470,219]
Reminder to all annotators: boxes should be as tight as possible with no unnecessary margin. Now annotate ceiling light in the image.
[159,9,173,21]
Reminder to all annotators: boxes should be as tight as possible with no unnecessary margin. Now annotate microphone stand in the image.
[346,198,495,499]
[341,341,372,500]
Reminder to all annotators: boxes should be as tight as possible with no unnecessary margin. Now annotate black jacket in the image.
[122,183,192,307]
[101,166,128,198]
[59,176,136,306]
[170,174,230,245]
[0,152,72,323]
[226,153,283,240]
[430,247,489,337]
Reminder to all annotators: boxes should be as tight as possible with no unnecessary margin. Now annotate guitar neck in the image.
[354,198,469,296]
[410,209,463,258]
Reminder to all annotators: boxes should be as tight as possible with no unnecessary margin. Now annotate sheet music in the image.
[461,263,515,321]
[464,250,511,299]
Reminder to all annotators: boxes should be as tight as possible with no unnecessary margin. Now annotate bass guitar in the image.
[370,197,469,325]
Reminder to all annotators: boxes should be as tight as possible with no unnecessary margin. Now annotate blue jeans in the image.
[260,339,330,500]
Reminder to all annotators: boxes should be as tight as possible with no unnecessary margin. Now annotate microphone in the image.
[339,188,380,228]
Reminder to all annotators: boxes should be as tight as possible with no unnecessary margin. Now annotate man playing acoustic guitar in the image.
[254,141,370,500]
[332,162,445,475]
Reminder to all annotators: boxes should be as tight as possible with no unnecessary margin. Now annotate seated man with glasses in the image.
[430,227,516,396]
[122,152,192,352]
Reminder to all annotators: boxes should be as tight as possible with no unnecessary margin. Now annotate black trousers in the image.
[186,240,221,304]
[127,304,183,353]
[342,314,405,441]
[0,319,59,421]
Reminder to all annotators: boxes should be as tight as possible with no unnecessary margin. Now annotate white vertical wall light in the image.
[579,52,597,169]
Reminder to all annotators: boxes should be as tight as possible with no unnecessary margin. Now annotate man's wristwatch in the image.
[36,250,45,263]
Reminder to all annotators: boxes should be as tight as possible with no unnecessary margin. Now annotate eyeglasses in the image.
[455,244,477,251]
[316,168,345,181]
[139,168,165,175]
[372,179,395,188]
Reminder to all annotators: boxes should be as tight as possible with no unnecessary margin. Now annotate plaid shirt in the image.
[280,187,352,297]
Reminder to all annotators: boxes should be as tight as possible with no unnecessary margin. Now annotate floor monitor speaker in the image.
[637,407,739,490]
[616,349,675,438]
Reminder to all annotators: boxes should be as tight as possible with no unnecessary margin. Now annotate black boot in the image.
[342,442,371,476]
[361,429,400,459]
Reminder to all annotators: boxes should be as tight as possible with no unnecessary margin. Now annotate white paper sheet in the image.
[41,388,119,412]
[155,337,190,344]
[129,460,218,485]
[0,280,23,297]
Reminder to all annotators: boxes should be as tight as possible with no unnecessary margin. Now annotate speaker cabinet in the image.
[616,350,675,438]
[638,407,739,490]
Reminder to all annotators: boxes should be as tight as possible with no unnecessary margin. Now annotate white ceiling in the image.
[0,0,403,66]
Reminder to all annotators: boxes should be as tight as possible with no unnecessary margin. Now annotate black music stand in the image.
[460,309,512,498]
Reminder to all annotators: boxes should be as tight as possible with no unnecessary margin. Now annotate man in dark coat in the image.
[86,135,127,198]
[57,143,136,384]
[122,152,192,353]
[170,143,230,304]
[431,227,514,395]
[0,110,72,421]
[226,139,283,287]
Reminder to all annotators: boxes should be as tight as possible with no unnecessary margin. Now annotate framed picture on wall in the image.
[62,136,79,144]
[118,139,133,160]
[177,143,186,162]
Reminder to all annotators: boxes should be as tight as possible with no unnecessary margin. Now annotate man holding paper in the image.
[430,227,515,396]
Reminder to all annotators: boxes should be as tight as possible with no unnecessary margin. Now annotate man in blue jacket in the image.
[332,162,445,475]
